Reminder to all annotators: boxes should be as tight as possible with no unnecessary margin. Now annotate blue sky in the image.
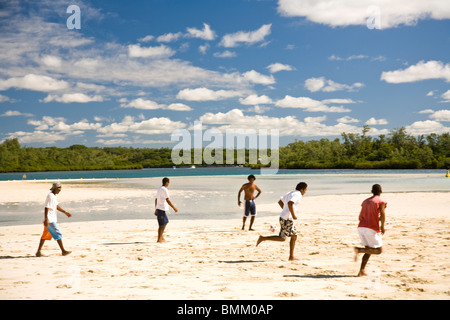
[0,0,449,148]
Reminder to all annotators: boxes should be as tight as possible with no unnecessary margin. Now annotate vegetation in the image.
[1,127,449,173]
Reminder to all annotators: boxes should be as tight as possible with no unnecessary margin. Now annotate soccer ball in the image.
[269,224,278,232]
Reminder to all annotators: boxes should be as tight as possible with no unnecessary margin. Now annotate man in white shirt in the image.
[36,182,72,257]
[256,182,307,261]
[154,177,178,243]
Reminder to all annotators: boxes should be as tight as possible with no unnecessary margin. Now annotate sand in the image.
[0,180,449,300]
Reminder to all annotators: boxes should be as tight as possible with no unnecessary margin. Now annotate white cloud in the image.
[128,44,176,58]
[406,120,450,135]
[7,130,67,144]
[97,116,186,135]
[219,24,272,48]
[304,77,364,92]
[239,94,273,105]
[0,74,69,92]
[365,117,388,125]
[166,103,192,111]
[381,60,450,83]
[156,32,183,43]
[242,70,275,85]
[120,98,192,111]
[176,87,247,101]
[0,94,13,103]
[429,109,450,122]
[43,93,104,103]
[186,23,216,40]
[275,95,352,113]
[198,44,209,54]
[266,63,294,73]
[337,116,360,124]
[329,54,369,61]
[277,0,450,29]
[41,55,62,68]
[0,110,33,117]
[441,90,450,102]
[213,51,237,58]
[198,108,362,137]
[138,35,154,42]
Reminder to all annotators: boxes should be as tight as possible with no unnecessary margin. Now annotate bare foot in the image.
[35,251,43,257]
[256,235,263,247]
[289,256,299,261]
[249,228,255,231]
[357,270,367,277]
[62,250,72,256]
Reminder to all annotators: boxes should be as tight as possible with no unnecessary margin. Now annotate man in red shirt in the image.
[354,184,386,276]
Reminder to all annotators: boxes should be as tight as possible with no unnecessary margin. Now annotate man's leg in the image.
[289,235,298,261]
[249,216,255,231]
[354,246,382,276]
[242,216,247,230]
[36,239,46,257]
[157,226,166,243]
[256,235,285,246]
[56,239,71,256]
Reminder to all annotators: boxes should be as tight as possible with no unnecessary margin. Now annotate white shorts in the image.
[358,227,382,248]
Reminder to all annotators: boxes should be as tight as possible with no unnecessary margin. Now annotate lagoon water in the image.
[0,167,449,226]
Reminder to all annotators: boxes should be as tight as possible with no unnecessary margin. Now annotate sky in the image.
[0,0,449,148]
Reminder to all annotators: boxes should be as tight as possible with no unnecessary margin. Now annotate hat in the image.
[50,182,61,191]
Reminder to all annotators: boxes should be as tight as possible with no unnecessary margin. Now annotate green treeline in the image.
[0,127,449,173]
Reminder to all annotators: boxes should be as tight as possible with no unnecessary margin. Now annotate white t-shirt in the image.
[279,190,302,220]
[156,186,170,211]
[44,192,59,223]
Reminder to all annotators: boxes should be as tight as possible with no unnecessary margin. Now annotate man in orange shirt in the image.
[354,184,386,276]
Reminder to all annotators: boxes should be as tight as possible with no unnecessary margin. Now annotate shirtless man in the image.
[238,174,261,231]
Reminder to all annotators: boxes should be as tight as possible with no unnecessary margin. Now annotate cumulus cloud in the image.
[275,95,352,113]
[277,0,450,29]
[381,60,450,83]
[213,51,237,58]
[128,44,176,58]
[304,77,364,92]
[176,87,247,101]
[198,108,362,137]
[42,93,104,103]
[186,23,216,40]
[219,24,272,47]
[242,70,275,85]
[120,98,192,111]
[405,120,450,135]
[266,63,294,73]
[365,117,388,125]
[429,109,450,122]
[239,94,273,105]
[0,74,69,92]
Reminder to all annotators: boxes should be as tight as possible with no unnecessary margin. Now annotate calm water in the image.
[0,167,449,226]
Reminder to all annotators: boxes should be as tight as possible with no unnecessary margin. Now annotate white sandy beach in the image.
[0,180,449,300]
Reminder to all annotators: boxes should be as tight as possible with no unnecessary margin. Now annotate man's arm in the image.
[288,201,297,220]
[379,203,386,234]
[237,185,244,206]
[154,198,158,215]
[166,198,178,213]
[57,205,71,218]
[253,185,262,200]
[278,199,284,209]
[44,207,49,226]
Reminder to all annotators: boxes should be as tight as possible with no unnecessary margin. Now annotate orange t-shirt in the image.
[358,195,386,233]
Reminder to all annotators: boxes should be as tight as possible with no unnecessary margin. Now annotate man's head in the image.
[296,182,307,195]
[247,174,256,182]
[371,184,382,196]
[162,177,170,187]
[50,182,62,194]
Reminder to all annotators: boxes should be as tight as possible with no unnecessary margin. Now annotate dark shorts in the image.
[156,209,169,227]
[244,200,256,217]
